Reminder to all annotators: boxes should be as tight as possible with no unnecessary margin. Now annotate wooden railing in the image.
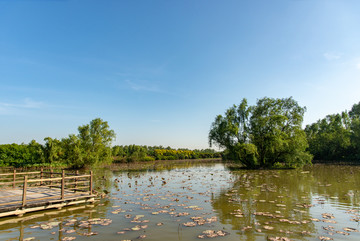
[0,169,93,208]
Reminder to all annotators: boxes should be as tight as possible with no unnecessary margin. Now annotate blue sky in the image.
[1,0,360,149]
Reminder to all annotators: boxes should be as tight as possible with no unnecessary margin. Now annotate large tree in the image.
[349,102,360,160]
[209,97,312,168]
[43,137,63,164]
[304,101,360,162]
[62,118,116,168]
[305,112,351,161]
[78,118,116,166]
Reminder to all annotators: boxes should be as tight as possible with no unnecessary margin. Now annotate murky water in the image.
[0,161,359,241]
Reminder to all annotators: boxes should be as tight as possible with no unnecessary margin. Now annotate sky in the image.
[1,0,360,149]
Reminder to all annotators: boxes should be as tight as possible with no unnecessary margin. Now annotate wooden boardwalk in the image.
[0,170,96,217]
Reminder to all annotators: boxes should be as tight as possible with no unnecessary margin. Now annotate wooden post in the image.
[89,171,93,195]
[61,170,65,200]
[50,168,53,188]
[22,176,27,207]
[40,167,43,186]
[75,170,79,192]
[13,169,16,189]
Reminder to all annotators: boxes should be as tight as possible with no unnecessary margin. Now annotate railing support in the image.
[89,171,93,195]
[75,170,79,192]
[13,169,16,189]
[50,168,53,188]
[22,176,27,207]
[40,168,43,186]
[61,170,65,200]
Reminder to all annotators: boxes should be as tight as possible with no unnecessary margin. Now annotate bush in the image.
[142,156,155,162]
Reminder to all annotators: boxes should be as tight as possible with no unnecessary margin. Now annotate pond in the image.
[0,161,359,241]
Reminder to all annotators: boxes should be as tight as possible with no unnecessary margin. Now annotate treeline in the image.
[112,145,220,163]
[0,140,45,167]
[305,101,360,162]
[0,118,220,168]
[0,118,115,168]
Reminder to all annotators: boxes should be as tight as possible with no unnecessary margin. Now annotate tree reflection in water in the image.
[212,169,317,240]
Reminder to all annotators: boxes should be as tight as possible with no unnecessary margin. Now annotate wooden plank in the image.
[66,180,89,185]
[20,175,90,184]
[0,186,95,207]
[0,198,96,218]
[0,174,91,185]
[0,180,33,185]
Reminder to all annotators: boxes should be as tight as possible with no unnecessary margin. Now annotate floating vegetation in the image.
[197,230,229,238]
[62,237,76,241]
[2,162,360,241]
[183,222,197,227]
[343,227,358,232]
[22,238,35,241]
[267,237,291,241]
[263,225,274,230]
[318,236,333,240]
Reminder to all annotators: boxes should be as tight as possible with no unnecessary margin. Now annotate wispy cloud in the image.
[125,79,161,92]
[323,52,342,61]
[0,98,44,109]
[0,98,45,115]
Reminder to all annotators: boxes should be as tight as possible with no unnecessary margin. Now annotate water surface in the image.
[0,162,359,241]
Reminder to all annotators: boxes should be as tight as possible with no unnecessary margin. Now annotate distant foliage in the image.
[0,118,220,167]
[0,141,44,167]
[209,97,312,168]
[0,118,116,168]
[305,101,360,162]
[112,145,220,163]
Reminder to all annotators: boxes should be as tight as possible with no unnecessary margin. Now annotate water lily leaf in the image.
[22,238,35,241]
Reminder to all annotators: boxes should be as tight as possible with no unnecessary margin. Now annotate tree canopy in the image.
[63,118,116,168]
[305,101,360,162]
[209,97,312,168]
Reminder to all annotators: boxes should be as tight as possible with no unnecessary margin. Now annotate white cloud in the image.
[0,98,44,109]
[0,98,45,115]
[323,52,342,61]
[22,98,44,108]
[125,79,160,92]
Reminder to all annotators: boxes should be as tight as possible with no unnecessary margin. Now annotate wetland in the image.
[0,161,359,241]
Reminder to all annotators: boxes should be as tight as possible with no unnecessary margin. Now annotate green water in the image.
[0,162,359,241]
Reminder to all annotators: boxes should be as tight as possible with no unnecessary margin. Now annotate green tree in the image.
[77,118,116,166]
[250,97,311,168]
[350,102,360,160]
[305,112,352,161]
[209,97,312,168]
[349,101,360,119]
[44,137,63,164]
[27,140,45,165]
[209,99,251,148]
[0,142,44,167]
[62,134,84,168]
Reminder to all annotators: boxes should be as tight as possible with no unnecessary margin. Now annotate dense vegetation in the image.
[112,145,219,163]
[305,101,360,162]
[209,97,312,169]
[0,118,219,168]
[2,100,359,169]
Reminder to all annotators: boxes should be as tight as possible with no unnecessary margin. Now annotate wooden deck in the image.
[0,170,96,217]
